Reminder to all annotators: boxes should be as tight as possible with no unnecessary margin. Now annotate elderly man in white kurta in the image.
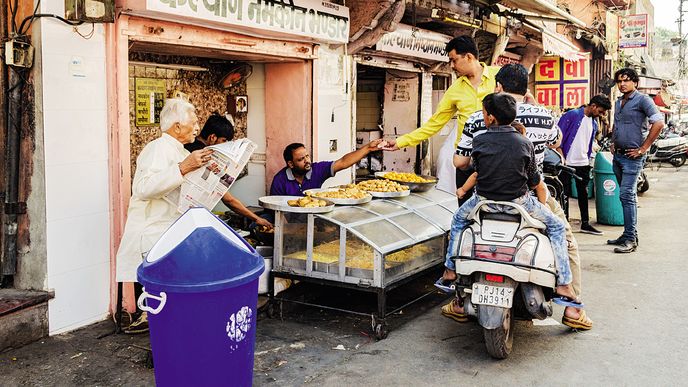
[116,98,212,333]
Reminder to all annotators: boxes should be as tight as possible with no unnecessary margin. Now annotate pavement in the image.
[1,166,687,386]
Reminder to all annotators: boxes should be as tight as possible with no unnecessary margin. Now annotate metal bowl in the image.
[374,172,437,192]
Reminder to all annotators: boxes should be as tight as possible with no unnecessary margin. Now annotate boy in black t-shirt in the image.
[439,93,578,322]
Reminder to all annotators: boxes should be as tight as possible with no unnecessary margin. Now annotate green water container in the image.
[593,152,624,225]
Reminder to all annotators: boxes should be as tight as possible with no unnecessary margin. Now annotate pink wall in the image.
[265,63,313,191]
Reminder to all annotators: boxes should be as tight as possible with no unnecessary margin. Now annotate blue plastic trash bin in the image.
[593,152,624,225]
[137,207,264,387]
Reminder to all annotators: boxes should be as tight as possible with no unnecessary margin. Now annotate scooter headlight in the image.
[514,235,538,265]
[458,228,474,258]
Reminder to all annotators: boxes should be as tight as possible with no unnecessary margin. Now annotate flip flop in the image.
[434,277,455,294]
[441,299,468,323]
[552,295,585,308]
[562,309,593,330]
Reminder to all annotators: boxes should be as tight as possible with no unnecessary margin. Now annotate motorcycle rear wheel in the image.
[637,172,650,193]
[483,309,514,359]
[669,155,686,168]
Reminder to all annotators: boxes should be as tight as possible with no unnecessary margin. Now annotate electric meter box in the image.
[65,0,115,23]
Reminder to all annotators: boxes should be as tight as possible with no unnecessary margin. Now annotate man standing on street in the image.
[608,68,664,253]
[379,35,499,205]
[557,94,612,235]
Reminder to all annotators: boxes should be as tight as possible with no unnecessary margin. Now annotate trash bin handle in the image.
[137,289,167,315]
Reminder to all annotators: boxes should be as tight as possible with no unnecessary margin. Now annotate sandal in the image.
[562,309,593,330]
[440,298,468,323]
[434,277,456,294]
[552,295,585,308]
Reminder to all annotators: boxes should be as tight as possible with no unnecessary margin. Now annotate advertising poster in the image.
[619,14,648,49]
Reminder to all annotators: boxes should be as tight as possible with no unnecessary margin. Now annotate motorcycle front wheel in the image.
[483,309,514,359]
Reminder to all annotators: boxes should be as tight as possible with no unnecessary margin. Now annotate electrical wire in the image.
[18,13,84,36]
[74,23,96,40]
[9,0,18,33]
[18,0,41,35]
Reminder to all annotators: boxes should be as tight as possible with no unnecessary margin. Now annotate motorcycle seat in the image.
[470,200,547,230]
[480,212,521,223]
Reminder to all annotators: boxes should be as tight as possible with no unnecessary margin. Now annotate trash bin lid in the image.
[137,208,264,293]
[593,151,614,173]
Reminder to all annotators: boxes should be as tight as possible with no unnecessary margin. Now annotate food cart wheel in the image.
[266,302,278,319]
[374,322,388,340]
[371,316,388,340]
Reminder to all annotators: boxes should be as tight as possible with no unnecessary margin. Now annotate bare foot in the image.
[564,306,581,319]
[442,268,457,282]
[555,284,579,301]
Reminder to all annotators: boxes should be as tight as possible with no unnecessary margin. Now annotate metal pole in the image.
[680,0,686,79]
[0,0,11,286]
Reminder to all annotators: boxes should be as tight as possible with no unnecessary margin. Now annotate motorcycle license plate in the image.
[471,283,514,308]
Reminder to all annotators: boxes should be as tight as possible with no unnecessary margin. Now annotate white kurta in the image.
[115,133,189,282]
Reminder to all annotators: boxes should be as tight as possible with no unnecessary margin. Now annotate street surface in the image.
[1,166,687,386]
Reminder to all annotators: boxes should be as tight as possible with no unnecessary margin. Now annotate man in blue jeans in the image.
[440,93,577,321]
[608,68,664,253]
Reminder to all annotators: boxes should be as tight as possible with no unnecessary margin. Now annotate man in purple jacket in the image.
[270,140,383,196]
[557,94,611,235]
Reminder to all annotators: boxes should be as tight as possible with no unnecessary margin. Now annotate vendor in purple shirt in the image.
[270,140,383,196]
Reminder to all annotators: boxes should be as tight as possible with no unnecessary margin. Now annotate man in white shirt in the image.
[557,95,612,235]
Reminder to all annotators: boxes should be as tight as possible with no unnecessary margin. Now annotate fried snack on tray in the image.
[383,172,434,183]
[311,186,369,200]
[356,179,409,192]
[287,195,328,208]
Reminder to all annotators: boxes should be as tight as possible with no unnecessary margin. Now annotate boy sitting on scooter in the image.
[440,93,579,322]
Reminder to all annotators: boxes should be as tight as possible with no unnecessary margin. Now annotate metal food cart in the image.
[262,188,458,339]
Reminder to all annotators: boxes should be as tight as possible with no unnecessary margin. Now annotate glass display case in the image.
[268,189,458,339]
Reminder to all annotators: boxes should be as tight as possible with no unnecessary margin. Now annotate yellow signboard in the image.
[135,78,166,127]
[534,54,590,110]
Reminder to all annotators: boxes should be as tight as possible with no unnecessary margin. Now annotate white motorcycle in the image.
[452,200,559,359]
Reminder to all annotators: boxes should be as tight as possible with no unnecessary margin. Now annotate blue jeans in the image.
[612,154,645,242]
[445,193,572,285]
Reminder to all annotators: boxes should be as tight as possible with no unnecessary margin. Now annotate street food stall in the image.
[259,176,456,339]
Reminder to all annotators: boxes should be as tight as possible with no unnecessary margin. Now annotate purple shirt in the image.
[270,161,335,196]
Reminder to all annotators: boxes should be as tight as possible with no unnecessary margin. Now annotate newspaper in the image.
[165,139,257,213]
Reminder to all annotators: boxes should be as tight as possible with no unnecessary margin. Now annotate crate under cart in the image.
[261,189,458,339]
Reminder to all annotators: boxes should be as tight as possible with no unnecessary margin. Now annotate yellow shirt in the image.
[396,63,500,149]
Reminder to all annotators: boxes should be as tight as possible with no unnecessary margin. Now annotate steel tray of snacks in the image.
[375,172,437,192]
[258,195,334,213]
[303,187,373,205]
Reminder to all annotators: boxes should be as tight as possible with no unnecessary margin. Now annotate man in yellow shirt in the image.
[380,35,499,204]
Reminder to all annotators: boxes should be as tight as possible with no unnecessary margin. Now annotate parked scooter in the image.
[451,201,559,359]
[646,130,688,168]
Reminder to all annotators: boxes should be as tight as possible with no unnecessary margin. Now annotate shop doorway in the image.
[355,64,420,175]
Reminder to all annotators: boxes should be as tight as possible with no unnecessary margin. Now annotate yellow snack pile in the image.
[383,172,433,183]
[356,179,409,192]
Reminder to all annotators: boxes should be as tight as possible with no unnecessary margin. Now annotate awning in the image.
[500,0,586,28]
[521,19,583,61]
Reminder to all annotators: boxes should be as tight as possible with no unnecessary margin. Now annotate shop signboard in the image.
[376,25,451,62]
[619,14,648,49]
[534,55,590,111]
[135,78,166,126]
[143,0,350,44]
[493,51,521,67]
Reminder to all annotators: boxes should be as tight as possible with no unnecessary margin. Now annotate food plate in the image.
[374,172,437,192]
[367,189,410,198]
[303,188,372,205]
[258,195,335,213]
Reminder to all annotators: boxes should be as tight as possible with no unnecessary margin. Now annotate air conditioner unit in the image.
[65,0,115,23]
